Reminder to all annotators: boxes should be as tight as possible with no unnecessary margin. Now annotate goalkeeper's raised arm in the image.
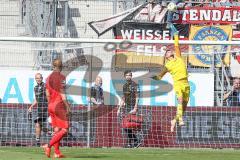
[173,31,181,57]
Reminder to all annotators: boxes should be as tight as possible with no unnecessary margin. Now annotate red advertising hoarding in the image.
[173,6,240,24]
[1,104,240,148]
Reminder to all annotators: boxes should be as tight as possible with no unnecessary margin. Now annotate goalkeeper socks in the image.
[176,104,183,122]
[52,131,60,154]
[49,129,67,148]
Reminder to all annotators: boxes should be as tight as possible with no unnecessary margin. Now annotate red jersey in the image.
[46,71,66,108]
[46,71,69,128]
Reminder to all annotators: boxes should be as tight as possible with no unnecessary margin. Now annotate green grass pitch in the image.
[0,147,240,160]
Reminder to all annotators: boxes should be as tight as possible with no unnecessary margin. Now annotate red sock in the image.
[54,142,60,154]
[49,129,67,148]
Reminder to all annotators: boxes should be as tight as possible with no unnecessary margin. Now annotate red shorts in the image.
[48,102,69,129]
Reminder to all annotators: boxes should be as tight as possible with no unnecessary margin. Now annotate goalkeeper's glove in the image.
[169,23,179,44]
[169,24,179,46]
[169,23,179,35]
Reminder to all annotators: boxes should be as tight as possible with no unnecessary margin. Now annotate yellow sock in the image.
[176,104,183,123]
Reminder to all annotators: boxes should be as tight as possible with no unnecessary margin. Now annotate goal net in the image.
[0,38,240,148]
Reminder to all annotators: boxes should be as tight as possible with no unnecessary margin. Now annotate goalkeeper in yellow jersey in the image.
[152,29,190,133]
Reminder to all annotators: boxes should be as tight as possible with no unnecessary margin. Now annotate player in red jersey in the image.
[42,59,71,158]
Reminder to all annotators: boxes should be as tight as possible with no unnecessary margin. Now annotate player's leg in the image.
[50,115,69,157]
[42,111,56,157]
[132,130,141,148]
[177,84,190,126]
[170,119,176,133]
[35,122,41,138]
[171,85,183,132]
[42,127,68,158]
[48,127,65,158]
[49,128,68,151]
[124,128,132,148]
[170,97,184,132]
[47,120,68,147]
[128,129,138,148]
[35,112,47,145]
[52,127,61,156]
[42,116,52,135]
[43,104,69,157]
[33,116,42,146]
[176,96,184,126]
[174,83,184,122]
[43,125,66,158]
[182,85,190,120]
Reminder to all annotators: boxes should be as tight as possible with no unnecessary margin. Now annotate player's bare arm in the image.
[151,67,168,80]
[28,99,37,112]
[117,97,125,116]
[46,88,50,102]
[132,84,140,114]
[60,88,71,116]
[223,90,232,101]
[119,97,125,109]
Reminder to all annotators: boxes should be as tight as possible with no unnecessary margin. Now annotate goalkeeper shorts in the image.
[174,81,190,102]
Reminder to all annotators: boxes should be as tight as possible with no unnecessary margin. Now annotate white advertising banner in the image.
[0,70,214,106]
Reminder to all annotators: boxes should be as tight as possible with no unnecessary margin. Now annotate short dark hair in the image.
[53,58,62,69]
[124,70,132,76]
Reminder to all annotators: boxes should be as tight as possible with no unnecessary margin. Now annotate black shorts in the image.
[34,116,47,124]
[34,112,48,124]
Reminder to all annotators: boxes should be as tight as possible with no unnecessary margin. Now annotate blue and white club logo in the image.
[192,26,228,65]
